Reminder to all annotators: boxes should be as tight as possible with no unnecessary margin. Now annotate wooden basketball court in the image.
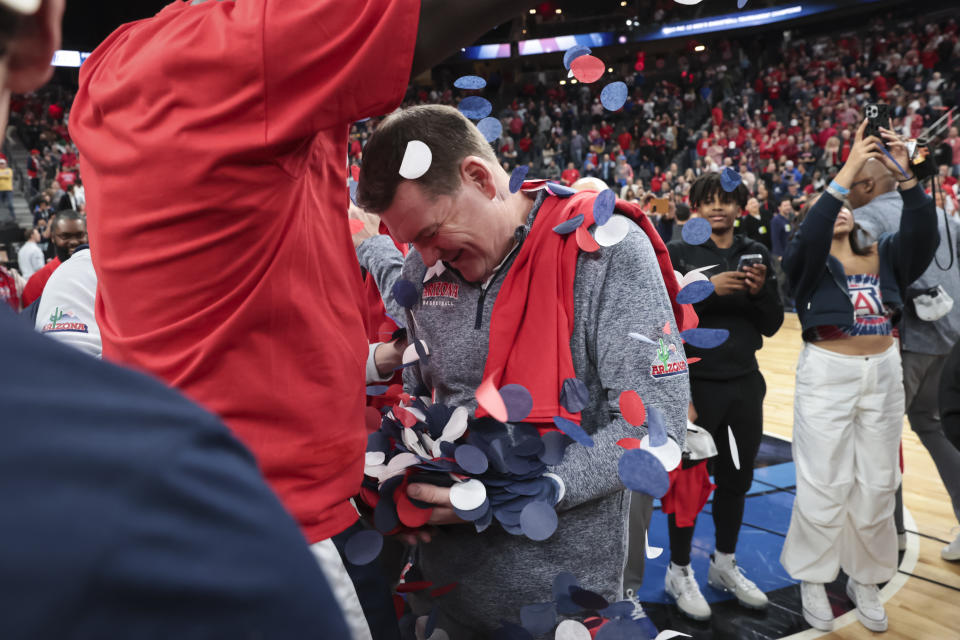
[757,314,960,639]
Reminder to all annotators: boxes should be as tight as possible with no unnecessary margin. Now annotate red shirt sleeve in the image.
[257,0,421,144]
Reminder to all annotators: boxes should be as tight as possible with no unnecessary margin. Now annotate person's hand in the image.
[373,337,407,378]
[349,202,381,248]
[878,127,916,185]
[710,271,749,296]
[743,263,767,296]
[835,120,883,186]
[393,483,466,545]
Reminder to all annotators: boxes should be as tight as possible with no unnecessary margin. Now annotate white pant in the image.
[781,342,904,585]
[310,539,373,640]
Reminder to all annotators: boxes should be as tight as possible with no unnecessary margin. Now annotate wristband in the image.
[828,180,850,196]
[825,185,846,201]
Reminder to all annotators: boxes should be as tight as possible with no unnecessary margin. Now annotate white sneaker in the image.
[707,553,769,609]
[846,578,888,632]
[665,563,712,621]
[942,528,960,561]
[800,581,833,632]
[624,589,659,638]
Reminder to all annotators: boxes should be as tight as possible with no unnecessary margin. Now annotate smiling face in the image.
[833,206,855,236]
[378,160,526,284]
[696,193,740,234]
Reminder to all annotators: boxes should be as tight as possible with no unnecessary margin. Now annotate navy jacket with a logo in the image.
[782,185,938,339]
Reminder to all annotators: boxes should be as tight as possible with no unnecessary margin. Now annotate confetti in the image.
[594,214,631,247]
[617,437,643,450]
[656,632,692,640]
[552,416,595,448]
[476,374,509,422]
[425,608,439,639]
[477,116,503,143]
[453,497,491,522]
[563,45,592,70]
[553,214,585,235]
[628,332,657,346]
[663,321,672,335]
[449,478,487,511]
[454,444,489,474]
[519,602,558,636]
[349,218,365,235]
[618,390,646,426]
[569,586,609,610]
[399,140,432,180]
[675,280,715,305]
[593,189,617,226]
[570,55,606,83]
[618,448,670,497]
[560,377,589,413]
[680,327,730,349]
[402,340,430,365]
[737,0,749,8]
[646,529,664,559]
[454,75,486,90]
[343,529,383,565]
[519,501,558,541]
[397,491,433,528]
[458,96,493,120]
[440,406,469,442]
[539,430,571,465]
[510,165,530,193]
[366,385,389,396]
[555,620,592,640]
[721,166,743,192]
[728,425,741,470]
[395,581,433,593]
[594,619,637,640]
[430,582,458,597]
[493,622,534,640]
[680,264,717,287]
[391,279,419,309]
[576,226,600,252]
[647,406,668,446]
[600,81,628,111]
[681,217,712,245]
[499,383,534,422]
[546,182,577,197]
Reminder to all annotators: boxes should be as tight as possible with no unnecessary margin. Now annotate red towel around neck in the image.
[476,189,696,426]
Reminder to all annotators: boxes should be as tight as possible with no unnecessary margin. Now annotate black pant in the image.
[669,371,766,565]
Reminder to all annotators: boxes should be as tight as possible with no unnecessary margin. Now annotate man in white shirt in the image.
[35,247,101,358]
[17,228,44,279]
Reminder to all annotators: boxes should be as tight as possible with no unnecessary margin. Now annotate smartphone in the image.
[737,253,764,272]
[864,103,891,141]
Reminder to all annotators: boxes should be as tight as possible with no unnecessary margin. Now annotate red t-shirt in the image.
[69,0,419,543]
[561,168,580,186]
[21,257,60,308]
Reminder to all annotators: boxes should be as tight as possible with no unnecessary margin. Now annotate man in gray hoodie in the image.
[356,105,689,637]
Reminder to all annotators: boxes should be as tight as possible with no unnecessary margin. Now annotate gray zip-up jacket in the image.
[357,194,689,636]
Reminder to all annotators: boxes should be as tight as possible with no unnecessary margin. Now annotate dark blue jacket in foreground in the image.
[782,185,938,337]
[0,308,348,640]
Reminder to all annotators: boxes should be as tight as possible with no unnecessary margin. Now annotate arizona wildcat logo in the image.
[422,281,460,307]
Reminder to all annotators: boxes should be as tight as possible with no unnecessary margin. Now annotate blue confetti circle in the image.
[675,279,715,305]
[600,81,628,112]
[519,501,559,541]
[563,45,592,70]
[454,75,486,90]
[618,448,670,497]
[593,189,617,226]
[344,529,383,565]
[553,214,585,235]
[458,96,492,120]
[552,416,595,448]
[721,166,743,192]
[510,165,530,193]
[477,116,503,142]
[499,383,533,422]
[682,216,712,245]
[680,327,731,349]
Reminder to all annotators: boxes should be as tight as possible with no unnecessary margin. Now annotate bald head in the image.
[848,158,896,209]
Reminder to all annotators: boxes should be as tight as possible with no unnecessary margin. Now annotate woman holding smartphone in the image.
[663,173,784,621]
[780,121,938,633]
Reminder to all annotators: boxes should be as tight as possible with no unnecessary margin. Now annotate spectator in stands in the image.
[0,156,14,222]
[853,159,960,565]
[17,227,43,280]
[737,196,772,250]
[58,181,79,212]
[781,123,936,634]
[26,148,41,194]
[771,198,793,261]
[22,209,85,308]
[946,126,960,178]
[665,173,783,621]
[561,161,580,186]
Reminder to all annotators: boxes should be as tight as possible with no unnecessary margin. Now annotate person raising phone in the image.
[664,173,784,621]
[780,121,937,634]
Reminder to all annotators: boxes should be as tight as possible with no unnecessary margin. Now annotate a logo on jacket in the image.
[651,338,688,379]
[41,307,88,334]
[422,280,460,307]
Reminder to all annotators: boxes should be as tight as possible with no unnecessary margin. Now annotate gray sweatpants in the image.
[623,492,654,595]
[895,351,960,531]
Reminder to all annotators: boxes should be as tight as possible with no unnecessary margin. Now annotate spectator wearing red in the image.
[561,162,580,186]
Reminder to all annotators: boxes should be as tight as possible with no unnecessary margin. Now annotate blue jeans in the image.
[0,190,14,222]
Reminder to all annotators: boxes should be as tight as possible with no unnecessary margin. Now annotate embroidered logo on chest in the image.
[422,281,460,307]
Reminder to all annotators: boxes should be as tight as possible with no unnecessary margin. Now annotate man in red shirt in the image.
[69,2,540,637]
[22,210,86,308]
[561,162,580,186]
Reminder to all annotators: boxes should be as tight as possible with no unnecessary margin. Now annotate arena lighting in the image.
[694,44,706,52]
[51,49,90,67]
[661,5,803,37]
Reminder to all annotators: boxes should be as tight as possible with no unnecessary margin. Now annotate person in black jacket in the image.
[664,172,784,621]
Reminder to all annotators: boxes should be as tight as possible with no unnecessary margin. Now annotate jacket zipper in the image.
[475,230,526,330]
